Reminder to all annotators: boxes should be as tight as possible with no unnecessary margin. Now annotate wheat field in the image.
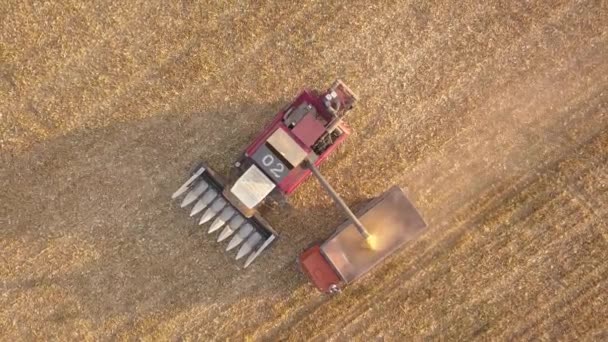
[1,1,607,340]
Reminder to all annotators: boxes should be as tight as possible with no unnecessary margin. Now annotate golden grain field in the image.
[1,1,607,340]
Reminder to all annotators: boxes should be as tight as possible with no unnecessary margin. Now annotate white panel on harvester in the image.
[266,127,308,167]
[230,165,276,209]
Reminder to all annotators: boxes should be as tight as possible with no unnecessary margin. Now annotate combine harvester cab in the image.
[172,80,358,268]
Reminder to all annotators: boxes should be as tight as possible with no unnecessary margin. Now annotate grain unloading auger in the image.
[172,80,427,292]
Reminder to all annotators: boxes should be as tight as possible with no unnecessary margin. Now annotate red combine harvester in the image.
[172,80,427,293]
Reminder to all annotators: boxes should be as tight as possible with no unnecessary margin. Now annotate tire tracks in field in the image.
[390,12,608,290]
[424,196,607,338]
[416,60,608,229]
[507,250,607,339]
[378,126,604,340]
[342,128,608,340]
[347,175,605,339]
[501,141,608,339]
[292,120,608,340]
[354,100,608,339]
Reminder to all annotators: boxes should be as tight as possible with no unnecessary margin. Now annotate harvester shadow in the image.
[2,102,368,335]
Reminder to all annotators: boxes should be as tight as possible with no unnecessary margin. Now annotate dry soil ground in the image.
[1,1,607,340]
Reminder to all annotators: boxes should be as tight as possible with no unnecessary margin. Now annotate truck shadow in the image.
[2,102,365,337]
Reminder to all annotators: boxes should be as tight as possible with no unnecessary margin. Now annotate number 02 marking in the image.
[262,154,274,166]
[262,154,285,178]
[270,163,284,178]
